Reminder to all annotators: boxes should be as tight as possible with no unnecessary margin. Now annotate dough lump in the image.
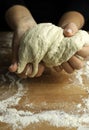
[17,23,89,77]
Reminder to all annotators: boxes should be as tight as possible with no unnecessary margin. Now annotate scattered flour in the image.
[0,61,89,130]
[72,61,89,87]
[78,127,89,130]
[0,72,28,129]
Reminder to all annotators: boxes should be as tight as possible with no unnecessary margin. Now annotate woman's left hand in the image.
[54,23,89,73]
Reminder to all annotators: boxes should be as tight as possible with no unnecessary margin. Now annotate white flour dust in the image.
[73,61,89,86]
[0,62,89,130]
[0,72,28,129]
[78,127,89,130]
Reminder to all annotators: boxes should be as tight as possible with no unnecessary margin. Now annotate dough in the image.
[17,23,89,77]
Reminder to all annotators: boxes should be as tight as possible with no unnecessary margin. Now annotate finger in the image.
[76,46,89,58]
[61,62,74,73]
[68,55,84,70]
[53,65,63,72]
[63,23,78,37]
[17,63,33,79]
[35,63,45,77]
[25,64,33,76]
[24,62,45,78]
[9,33,19,72]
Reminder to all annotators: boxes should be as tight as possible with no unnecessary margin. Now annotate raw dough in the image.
[17,23,89,77]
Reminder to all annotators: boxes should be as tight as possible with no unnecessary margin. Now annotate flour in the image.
[0,72,28,129]
[1,109,89,130]
[71,61,89,88]
[0,63,89,130]
[78,127,89,130]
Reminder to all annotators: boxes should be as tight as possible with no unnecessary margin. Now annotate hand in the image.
[9,24,45,78]
[54,23,89,73]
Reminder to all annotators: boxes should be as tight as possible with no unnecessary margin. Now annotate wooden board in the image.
[0,32,89,130]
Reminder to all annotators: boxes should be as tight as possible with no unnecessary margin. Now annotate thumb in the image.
[63,23,78,37]
[9,33,19,72]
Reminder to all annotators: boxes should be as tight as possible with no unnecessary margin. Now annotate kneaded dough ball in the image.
[17,23,89,77]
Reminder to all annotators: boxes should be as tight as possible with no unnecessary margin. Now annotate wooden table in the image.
[0,32,89,130]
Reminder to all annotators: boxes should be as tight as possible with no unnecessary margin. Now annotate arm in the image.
[56,1,89,74]
[58,11,85,30]
[5,5,37,76]
[5,5,37,33]
[58,0,89,35]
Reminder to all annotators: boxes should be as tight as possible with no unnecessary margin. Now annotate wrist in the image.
[5,5,37,31]
[16,16,37,33]
[14,18,37,42]
[58,11,85,29]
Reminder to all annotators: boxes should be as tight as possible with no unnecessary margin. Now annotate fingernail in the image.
[66,29,72,33]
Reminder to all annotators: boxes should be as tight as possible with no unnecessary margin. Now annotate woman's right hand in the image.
[9,20,45,78]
